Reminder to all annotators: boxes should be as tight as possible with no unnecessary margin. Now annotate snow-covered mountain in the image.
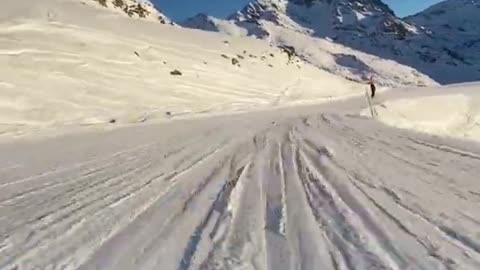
[229,0,410,38]
[407,0,480,37]
[86,0,172,23]
[180,13,249,36]
[183,0,414,40]
[406,0,480,70]
[181,0,480,85]
[180,0,436,86]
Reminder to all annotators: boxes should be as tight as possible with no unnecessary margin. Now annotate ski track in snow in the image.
[1,98,480,270]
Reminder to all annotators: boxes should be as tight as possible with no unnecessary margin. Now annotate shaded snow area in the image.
[180,14,438,88]
[0,0,360,137]
[367,83,480,142]
[265,25,437,88]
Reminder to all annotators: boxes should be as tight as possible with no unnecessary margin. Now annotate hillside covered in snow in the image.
[1,0,480,270]
[180,0,480,85]
[405,0,480,81]
[0,0,367,136]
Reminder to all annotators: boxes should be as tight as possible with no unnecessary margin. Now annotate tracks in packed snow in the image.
[1,111,480,270]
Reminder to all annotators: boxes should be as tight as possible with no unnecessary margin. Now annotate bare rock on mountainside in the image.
[95,0,107,7]
[92,0,172,23]
[170,70,182,76]
[180,0,480,85]
[278,45,297,61]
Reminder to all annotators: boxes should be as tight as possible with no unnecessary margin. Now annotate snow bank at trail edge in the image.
[0,0,362,136]
[368,83,480,142]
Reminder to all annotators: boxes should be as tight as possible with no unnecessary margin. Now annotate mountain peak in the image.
[292,0,395,15]
[227,0,410,40]
[229,0,396,19]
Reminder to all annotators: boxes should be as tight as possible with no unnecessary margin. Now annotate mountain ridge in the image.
[180,0,480,85]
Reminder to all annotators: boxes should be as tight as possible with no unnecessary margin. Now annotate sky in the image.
[154,0,445,22]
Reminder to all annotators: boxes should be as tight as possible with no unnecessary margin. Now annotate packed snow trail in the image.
[1,97,480,270]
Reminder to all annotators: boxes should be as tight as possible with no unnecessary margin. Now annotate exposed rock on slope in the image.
[90,0,172,23]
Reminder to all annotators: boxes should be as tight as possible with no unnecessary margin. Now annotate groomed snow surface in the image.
[1,0,480,270]
[2,93,480,270]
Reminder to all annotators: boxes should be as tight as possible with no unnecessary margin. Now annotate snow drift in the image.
[370,83,480,142]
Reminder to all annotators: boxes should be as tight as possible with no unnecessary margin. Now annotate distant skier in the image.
[368,75,376,98]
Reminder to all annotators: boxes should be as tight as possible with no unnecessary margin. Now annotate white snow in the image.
[0,0,361,136]
[369,83,480,142]
[2,89,480,270]
[1,0,480,270]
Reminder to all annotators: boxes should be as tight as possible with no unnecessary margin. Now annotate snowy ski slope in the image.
[1,89,480,270]
[1,0,480,270]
